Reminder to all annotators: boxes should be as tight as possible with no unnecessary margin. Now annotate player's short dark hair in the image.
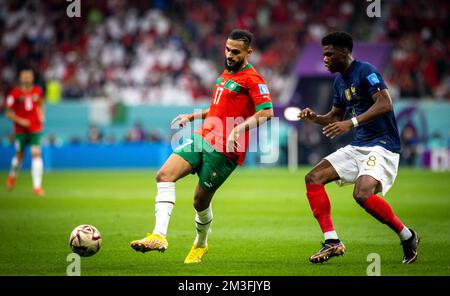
[321,31,353,52]
[229,29,253,49]
[16,67,34,79]
[19,68,34,74]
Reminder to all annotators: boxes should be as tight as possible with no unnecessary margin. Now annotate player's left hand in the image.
[226,128,241,152]
[323,120,353,139]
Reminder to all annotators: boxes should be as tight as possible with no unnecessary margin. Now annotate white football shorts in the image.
[324,145,400,196]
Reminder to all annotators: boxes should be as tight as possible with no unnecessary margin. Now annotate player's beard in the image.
[225,58,245,72]
[20,82,33,90]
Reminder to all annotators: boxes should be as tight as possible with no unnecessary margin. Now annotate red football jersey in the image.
[6,86,44,134]
[197,64,273,165]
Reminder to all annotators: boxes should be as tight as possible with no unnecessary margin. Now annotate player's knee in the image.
[155,169,175,183]
[353,187,371,204]
[193,197,209,212]
[305,171,322,185]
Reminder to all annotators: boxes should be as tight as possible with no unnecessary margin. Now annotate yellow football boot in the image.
[184,243,208,264]
[130,233,168,253]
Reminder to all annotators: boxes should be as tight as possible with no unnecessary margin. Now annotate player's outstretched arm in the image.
[298,106,345,126]
[322,89,393,139]
[170,108,210,128]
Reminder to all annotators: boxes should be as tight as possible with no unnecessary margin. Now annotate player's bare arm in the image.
[226,108,273,151]
[352,89,392,125]
[323,89,392,139]
[298,106,345,126]
[5,109,30,127]
[171,108,210,128]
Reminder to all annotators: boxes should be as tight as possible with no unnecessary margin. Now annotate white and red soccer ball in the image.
[69,225,102,257]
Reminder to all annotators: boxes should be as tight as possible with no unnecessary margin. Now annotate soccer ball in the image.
[69,224,102,257]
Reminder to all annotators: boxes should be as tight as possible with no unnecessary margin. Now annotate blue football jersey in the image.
[332,60,400,153]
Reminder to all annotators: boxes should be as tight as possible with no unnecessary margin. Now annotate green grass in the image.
[0,168,449,276]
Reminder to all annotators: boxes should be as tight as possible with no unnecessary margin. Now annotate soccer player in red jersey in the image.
[5,69,45,197]
[131,29,274,263]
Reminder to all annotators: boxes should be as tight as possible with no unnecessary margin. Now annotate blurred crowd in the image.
[84,122,164,145]
[4,121,165,147]
[381,0,449,99]
[0,0,449,106]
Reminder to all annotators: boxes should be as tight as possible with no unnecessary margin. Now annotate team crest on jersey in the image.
[350,85,361,100]
[258,84,269,94]
[344,89,351,101]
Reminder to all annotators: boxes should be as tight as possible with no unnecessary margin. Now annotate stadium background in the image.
[0,0,449,276]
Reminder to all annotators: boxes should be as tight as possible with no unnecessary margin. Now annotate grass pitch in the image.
[0,168,449,276]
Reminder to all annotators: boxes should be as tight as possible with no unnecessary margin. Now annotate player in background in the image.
[5,69,45,197]
[131,29,274,264]
[298,32,419,264]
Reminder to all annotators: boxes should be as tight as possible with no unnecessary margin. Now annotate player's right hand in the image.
[298,108,317,122]
[170,114,191,128]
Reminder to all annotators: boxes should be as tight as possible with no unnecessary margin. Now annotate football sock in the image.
[31,157,43,189]
[324,231,339,241]
[306,184,338,240]
[9,156,21,177]
[360,194,412,241]
[194,205,213,247]
[152,182,175,237]
[398,226,413,241]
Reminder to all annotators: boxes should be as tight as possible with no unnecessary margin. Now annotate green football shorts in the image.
[174,134,237,192]
[15,132,42,152]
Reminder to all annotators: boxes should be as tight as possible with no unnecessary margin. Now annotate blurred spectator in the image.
[47,133,63,147]
[400,123,419,166]
[87,124,103,144]
[125,122,146,143]
[435,71,450,100]
[69,136,82,145]
[146,130,163,143]
[45,79,63,104]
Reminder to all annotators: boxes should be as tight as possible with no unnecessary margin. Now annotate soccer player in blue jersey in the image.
[298,32,420,264]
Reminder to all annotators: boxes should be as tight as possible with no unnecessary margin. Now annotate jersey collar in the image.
[342,60,357,78]
[227,63,252,74]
